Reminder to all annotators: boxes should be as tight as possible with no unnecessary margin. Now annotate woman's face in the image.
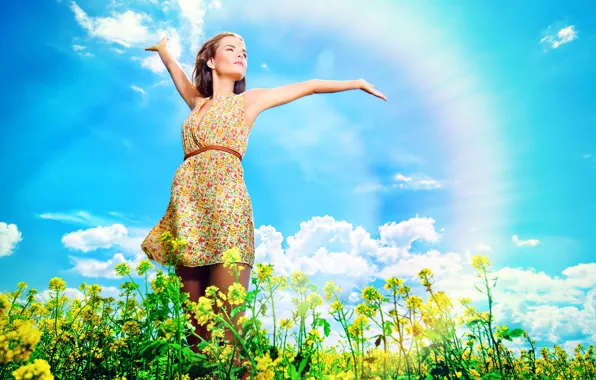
[211,35,247,81]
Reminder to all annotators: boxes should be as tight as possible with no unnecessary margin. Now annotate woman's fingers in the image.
[144,36,169,52]
[362,83,387,101]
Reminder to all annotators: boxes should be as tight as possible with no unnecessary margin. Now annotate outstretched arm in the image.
[244,79,386,118]
[145,37,201,110]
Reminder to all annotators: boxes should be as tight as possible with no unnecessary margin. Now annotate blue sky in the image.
[1,0,595,352]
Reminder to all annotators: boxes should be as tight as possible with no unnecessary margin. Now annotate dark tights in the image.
[175,263,252,353]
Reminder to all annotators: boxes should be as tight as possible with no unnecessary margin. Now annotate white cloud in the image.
[394,173,443,190]
[209,0,222,9]
[0,222,23,257]
[68,252,146,279]
[62,224,128,252]
[176,0,207,53]
[132,28,185,74]
[130,85,146,94]
[475,243,492,252]
[260,63,268,69]
[562,263,596,289]
[583,154,592,159]
[38,211,112,227]
[512,234,540,247]
[70,2,154,48]
[540,25,578,50]
[72,44,86,51]
[36,285,121,303]
[250,214,596,348]
[378,216,440,248]
[355,173,444,193]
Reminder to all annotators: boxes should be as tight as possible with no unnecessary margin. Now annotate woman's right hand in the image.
[145,36,169,52]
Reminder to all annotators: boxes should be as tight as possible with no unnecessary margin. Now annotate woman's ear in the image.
[207,59,214,69]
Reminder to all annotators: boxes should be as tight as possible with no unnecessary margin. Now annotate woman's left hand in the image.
[358,79,387,101]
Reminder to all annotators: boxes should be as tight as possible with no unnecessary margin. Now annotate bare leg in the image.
[175,265,211,353]
[209,263,252,378]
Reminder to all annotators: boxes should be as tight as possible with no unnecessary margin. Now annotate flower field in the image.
[0,235,594,379]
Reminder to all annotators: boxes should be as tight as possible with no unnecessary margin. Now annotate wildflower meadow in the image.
[1,234,594,379]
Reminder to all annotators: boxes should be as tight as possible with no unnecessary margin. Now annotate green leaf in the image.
[509,328,525,338]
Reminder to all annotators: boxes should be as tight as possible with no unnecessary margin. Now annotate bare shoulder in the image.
[241,88,266,107]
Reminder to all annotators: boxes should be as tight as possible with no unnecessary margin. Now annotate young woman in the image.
[141,31,386,360]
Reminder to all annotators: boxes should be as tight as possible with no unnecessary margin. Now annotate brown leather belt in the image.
[184,145,242,161]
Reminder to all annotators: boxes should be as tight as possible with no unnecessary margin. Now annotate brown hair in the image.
[192,32,246,98]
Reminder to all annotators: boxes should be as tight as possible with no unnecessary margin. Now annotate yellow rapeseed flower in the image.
[290,271,309,288]
[384,276,403,291]
[330,300,344,313]
[279,318,295,330]
[227,283,247,306]
[114,263,131,276]
[306,292,323,308]
[471,255,491,271]
[135,259,154,276]
[0,293,9,315]
[222,247,242,267]
[361,286,383,303]
[256,263,274,282]
[323,280,339,302]
[48,278,66,293]
[405,295,423,310]
[12,359,54,380]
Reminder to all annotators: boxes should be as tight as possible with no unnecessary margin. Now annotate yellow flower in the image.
[114,263,131,276]
[1,319,43,363]
[361,286,383,303]
[405,295,423,310]
[135,259,154,276]
[306,292,323,308]
[159,231,173,242]
[222,247,242,267]
[12,359,54,380]
[205,285,220,298]
[48,278,66,293]
[256,263,274,282]
[0,293,10,315]
[290,271,309,289]
[323,280,339,301]
[193,297,215,326]
[471,255,491,271]
[227,283,247,306]
[279,318,295,330]
[355,303,376,317]
[330,300,344,313]
[384,276,403,291]
[418,268,434,279]
[255,353,275,380]
[458,297,473,306]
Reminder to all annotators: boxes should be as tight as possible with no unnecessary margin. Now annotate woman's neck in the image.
[211,75,236,99]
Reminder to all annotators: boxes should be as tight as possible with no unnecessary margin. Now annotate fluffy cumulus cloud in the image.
[250,215,596,350]
[70,2,154,48]
[62,224,129,253]
[56,220,150,279]
[0,222,23,257]
[68,250,152,280]
[67,0,217,75]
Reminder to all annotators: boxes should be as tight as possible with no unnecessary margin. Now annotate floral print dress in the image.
[141,92,255,269]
